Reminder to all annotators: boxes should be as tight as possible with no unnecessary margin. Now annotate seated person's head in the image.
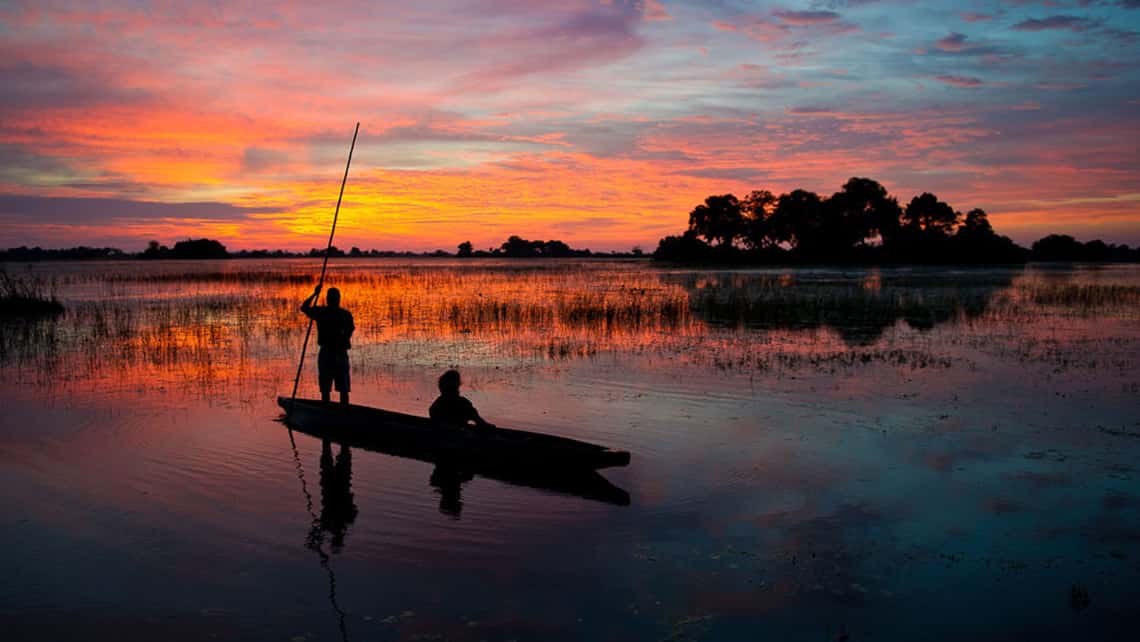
[327,287,341,307]
[438,369,461,395]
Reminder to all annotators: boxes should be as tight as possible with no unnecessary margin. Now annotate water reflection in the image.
[430,465,473,518]
[288,432,351,642]
[315,440,358,551]
[283,418,631,510]
[675,269,1020,345]
[2,260,1138,640]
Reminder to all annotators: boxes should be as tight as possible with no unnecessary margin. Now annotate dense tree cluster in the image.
[456,236,597,258]
[142,238,228,259]
[655,177,1033,264]
[1030,235,1139,262]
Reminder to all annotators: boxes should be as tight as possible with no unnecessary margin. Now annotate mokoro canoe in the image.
[277,396,632,471]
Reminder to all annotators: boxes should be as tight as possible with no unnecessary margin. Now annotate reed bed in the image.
[1027,283,1140,308]
[0,271,64,317]
[105,271,314,285]
[3,261,1138,395]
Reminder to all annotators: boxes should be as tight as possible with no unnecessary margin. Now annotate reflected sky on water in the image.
[1,259,1138,641]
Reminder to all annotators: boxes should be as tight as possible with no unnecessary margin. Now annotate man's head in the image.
[438,369,461,395]
[327,287,341,308]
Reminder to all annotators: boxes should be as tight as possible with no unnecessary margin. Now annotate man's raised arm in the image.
[300,284,322,317]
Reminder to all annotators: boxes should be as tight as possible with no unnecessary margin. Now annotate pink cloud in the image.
[772,10,842,26]
[960,12,993,23]
[935,32,969,52]
[935,75,984,88]
[642,0,671,22]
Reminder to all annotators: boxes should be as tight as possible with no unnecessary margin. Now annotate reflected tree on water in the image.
[673,270,1019,346]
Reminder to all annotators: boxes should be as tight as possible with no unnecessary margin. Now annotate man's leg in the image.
[318,349,332,403]
[338,352,350,405]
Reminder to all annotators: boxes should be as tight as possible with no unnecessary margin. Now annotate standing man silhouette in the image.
[301,284,355,404]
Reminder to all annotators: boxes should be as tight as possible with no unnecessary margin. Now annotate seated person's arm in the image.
[466,400,495,429]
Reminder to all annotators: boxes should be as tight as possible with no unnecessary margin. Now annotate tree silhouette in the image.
[950,208,1026,262]
[457,241,473,258]
[961,208,993,236]
[902,193,958,237]
[741,190,777,249]
[142,240,169,259]
[500,235,537,257]
[688,194,743,246]
[769,189,828,255]
[653,176,1137,265]
[829,177,902,247]
[169,238,227,259]
[1032,234,1084,261]
[498,235,579,258]
[654,230,716,262]
[1083,239,1109,261]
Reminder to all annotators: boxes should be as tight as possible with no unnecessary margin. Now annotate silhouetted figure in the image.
[318,439,358,552]
[429,369,494,429]
[429,465,474,518]
[301,284,355,404]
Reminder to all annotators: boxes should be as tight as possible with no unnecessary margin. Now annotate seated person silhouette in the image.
[429,370,494,429]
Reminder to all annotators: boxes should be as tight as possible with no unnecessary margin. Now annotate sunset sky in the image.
[1,0,1138,252]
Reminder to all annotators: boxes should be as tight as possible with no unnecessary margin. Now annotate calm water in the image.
[1,259,1138,641]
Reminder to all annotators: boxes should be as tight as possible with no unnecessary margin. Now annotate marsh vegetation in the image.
[2,260,1138,392]
[0,270,63,317]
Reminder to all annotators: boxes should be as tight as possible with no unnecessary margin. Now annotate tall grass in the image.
[0,271,64,317]
[3,261,1138,396]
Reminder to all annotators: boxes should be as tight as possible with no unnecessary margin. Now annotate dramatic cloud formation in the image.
[0,0,1138,250]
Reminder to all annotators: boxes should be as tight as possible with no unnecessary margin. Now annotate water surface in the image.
[1,259,1138,641]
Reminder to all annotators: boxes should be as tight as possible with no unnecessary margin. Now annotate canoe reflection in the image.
[281,417,631,518]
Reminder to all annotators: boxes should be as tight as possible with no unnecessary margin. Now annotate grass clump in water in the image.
[0,271,64,317]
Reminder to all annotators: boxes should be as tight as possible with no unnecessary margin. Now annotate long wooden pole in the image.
[288,122,360,413]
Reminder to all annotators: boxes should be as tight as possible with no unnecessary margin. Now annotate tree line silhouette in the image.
[654,177,1139,264]
[0,236,642,261]
[455,235,630,258]
[1,195,1136,263]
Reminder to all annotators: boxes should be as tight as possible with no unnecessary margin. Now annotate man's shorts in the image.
[318,349,350,393]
